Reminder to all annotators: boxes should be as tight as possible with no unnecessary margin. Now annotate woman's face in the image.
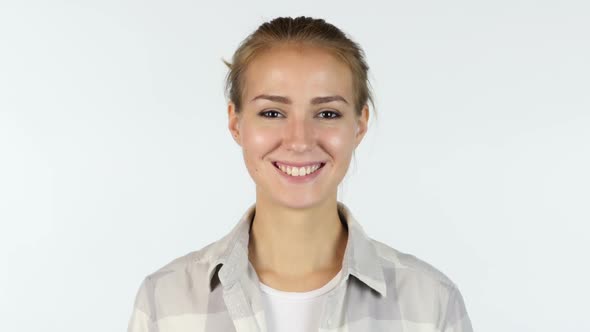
[228,44,369,209]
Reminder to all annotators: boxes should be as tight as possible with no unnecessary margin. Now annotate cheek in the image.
[241,126,277,173]
[243,127,276,148]
[319,127,355,157]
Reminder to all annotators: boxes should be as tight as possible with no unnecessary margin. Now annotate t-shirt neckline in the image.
[258,269,343,300]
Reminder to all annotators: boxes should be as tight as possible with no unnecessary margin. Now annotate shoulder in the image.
[371,237,458,289]
[370,238,464,314]
[142,238,225,288]
[369,238,472,329]
[131,239,227,319]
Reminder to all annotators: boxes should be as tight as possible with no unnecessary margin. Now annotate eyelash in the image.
[258,110,342,119]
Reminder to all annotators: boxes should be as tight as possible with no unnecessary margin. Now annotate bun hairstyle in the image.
[222,16,376,120]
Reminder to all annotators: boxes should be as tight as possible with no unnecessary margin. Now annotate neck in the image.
[248,193,348,278]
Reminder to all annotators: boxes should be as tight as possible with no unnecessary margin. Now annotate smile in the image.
[272,161,326,177]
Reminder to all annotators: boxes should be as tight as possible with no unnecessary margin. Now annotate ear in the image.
[354,104,369,148]
[227,101,242,146]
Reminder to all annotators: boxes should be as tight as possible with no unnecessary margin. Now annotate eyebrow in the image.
[250,94,349,105]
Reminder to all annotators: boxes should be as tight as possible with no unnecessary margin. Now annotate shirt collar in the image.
[206,201,387,297]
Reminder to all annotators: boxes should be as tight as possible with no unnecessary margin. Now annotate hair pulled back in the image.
[223,16,375,118]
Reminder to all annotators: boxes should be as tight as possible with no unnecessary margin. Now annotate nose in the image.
[284,114,314,153]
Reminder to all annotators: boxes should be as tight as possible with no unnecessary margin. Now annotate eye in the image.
[258,110,284,118]
[317,110,342,119]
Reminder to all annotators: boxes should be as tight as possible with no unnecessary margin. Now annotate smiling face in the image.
[228,43,369,209]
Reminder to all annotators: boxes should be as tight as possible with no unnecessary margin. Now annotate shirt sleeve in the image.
[441,285,474,332]
[127,277,158,332]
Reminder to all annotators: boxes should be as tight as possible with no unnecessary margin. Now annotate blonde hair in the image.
[223,16,376,119]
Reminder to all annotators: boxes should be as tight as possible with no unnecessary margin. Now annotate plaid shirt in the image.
[128,201,473,332]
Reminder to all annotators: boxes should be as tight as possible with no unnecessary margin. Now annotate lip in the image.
[271,161,326,183]
[272,160,326,168]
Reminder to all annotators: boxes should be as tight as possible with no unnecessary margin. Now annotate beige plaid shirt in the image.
[128,201,473,332]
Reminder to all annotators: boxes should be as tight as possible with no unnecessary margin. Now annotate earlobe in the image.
[227,102,241,145]
[354,105,369,146]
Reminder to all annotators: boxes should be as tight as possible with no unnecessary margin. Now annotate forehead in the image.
[242,44,354,101]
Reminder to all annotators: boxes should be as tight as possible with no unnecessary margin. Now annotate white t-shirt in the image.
[259,269,343,332]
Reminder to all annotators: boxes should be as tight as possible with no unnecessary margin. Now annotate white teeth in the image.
[276,163,322,177]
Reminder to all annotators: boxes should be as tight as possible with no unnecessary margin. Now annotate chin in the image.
[270,193,328,210]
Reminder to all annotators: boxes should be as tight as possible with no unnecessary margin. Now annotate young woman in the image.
[128,16,473,332]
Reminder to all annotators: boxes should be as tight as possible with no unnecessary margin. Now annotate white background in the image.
[1,1,588,331]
